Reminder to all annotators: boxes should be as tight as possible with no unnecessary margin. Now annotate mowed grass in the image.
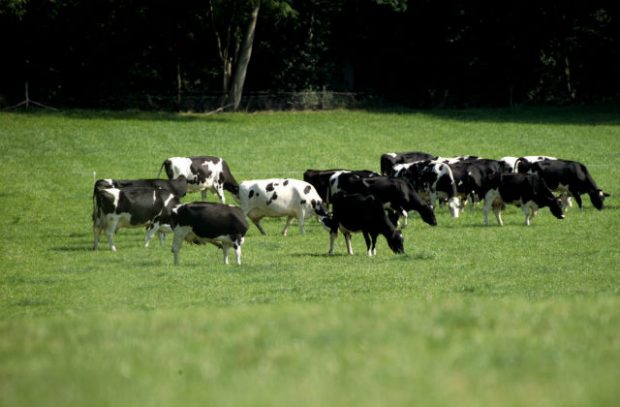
[1,106,619,406]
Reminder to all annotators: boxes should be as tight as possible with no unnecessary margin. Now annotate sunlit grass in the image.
[0,106,619,406]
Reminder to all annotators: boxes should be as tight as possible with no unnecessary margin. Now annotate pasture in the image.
[1,106,619,406]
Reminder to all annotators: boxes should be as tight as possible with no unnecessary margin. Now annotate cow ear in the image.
[603,192,611,197]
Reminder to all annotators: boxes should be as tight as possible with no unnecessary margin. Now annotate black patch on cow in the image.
[284,180,289,186]
[300,199,306,204]
[304,185,312,194]
[311,199,317,208]
[249,190,254,199]
[266,183,275,192]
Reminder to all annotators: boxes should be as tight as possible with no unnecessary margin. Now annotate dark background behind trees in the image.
[1,0,619,110]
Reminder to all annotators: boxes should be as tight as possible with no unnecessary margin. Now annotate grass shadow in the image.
[7,109,231,123]
[362,103,620,126]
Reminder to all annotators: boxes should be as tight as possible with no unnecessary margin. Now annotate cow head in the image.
[548,197,566,220]
[589,189,609,210]
[387,230,405,254]
[418,204,437,226]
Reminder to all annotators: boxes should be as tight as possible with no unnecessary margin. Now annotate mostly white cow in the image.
[238,179,328,235]
[158,156,238,202]
[170,202,248,265]
[92,185,180,251]
[483,173,565,226]
[323,192,405,256]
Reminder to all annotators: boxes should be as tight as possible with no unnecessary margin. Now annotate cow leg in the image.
[372,233,379,256]
[158,231,166,246]
[93,224,102,250]
[570,189,583,210]
[215,186,226,203]
[492,200,503,226]
[363,232,372,256]
[328,231,337,255]
[483,190,498,225]
[144,223,159,248]
[233,237,243,265]
[250,216,267,235]
[281,216,294,236]
[298,213,305,235]
[171,227,190,265]
[105,216,119,251]
[222,244,230,265]
[344,232,353,255]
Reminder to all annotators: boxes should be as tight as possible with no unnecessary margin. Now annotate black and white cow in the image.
[170,202,248,265]
[95,177,188,198]
[158,156,239,202]
[332,176,437,227]
[328,170,380,200]
[323,192,405,256]
[303,169,379,204]
[396,160,461,217]
[514,156,557,174]
[380,151,435,176]
[483,173,565,226]
[528,159,609,210]
[238,178,328,236]
[92,186,180,251]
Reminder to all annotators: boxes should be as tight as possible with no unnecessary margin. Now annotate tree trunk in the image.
[226,1,260,111]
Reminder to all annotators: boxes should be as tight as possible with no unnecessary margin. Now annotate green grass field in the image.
[1,106,619,406]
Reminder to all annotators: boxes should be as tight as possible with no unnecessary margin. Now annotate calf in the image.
[158,156,238,202]
[95,177,188,198]
[170,202,248,265]
[528,159,609,210]
[483,173,565,226]
[324,192,405,256]
[380,151,435,176]
[92,186,180,251]
[238,178,328,235]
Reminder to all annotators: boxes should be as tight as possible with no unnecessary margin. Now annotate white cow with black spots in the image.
[237,179,328,236]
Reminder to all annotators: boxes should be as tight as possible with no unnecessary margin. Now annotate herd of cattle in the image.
[92,153,609,265]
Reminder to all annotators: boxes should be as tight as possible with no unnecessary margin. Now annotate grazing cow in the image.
[333,176,437,227]
[483,173,565,226]
[528,159,609,210]
[170,202,248,265]
[303,169,379,204]
[94,177,188,198]
[323,192,405,256]
[158,156,238,202]
[238,178,328,235]
[92,186,180,251]
[435,155,480,164]
[396,160,461,217]
[380,151,435,176]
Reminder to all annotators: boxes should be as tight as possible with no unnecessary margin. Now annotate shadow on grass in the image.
[362,103,620,126]
[6,109,231,123]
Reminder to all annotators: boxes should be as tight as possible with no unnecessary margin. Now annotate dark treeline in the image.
[1,0,619,110]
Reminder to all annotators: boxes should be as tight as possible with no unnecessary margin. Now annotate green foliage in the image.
[0,107,619,406]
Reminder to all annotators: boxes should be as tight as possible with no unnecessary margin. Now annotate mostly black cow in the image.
[170,202,248,265]
[158,156,238,202]
[323,192,405,256]
[92,185,180,251]
[483,173,565,226]
[528,159,609,210]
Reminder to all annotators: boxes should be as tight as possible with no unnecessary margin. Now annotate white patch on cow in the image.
[386,153,397,158]
[499,157,518,173]
[167,157,194,181]
[328,171,351,196]
[103,188,121,208]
